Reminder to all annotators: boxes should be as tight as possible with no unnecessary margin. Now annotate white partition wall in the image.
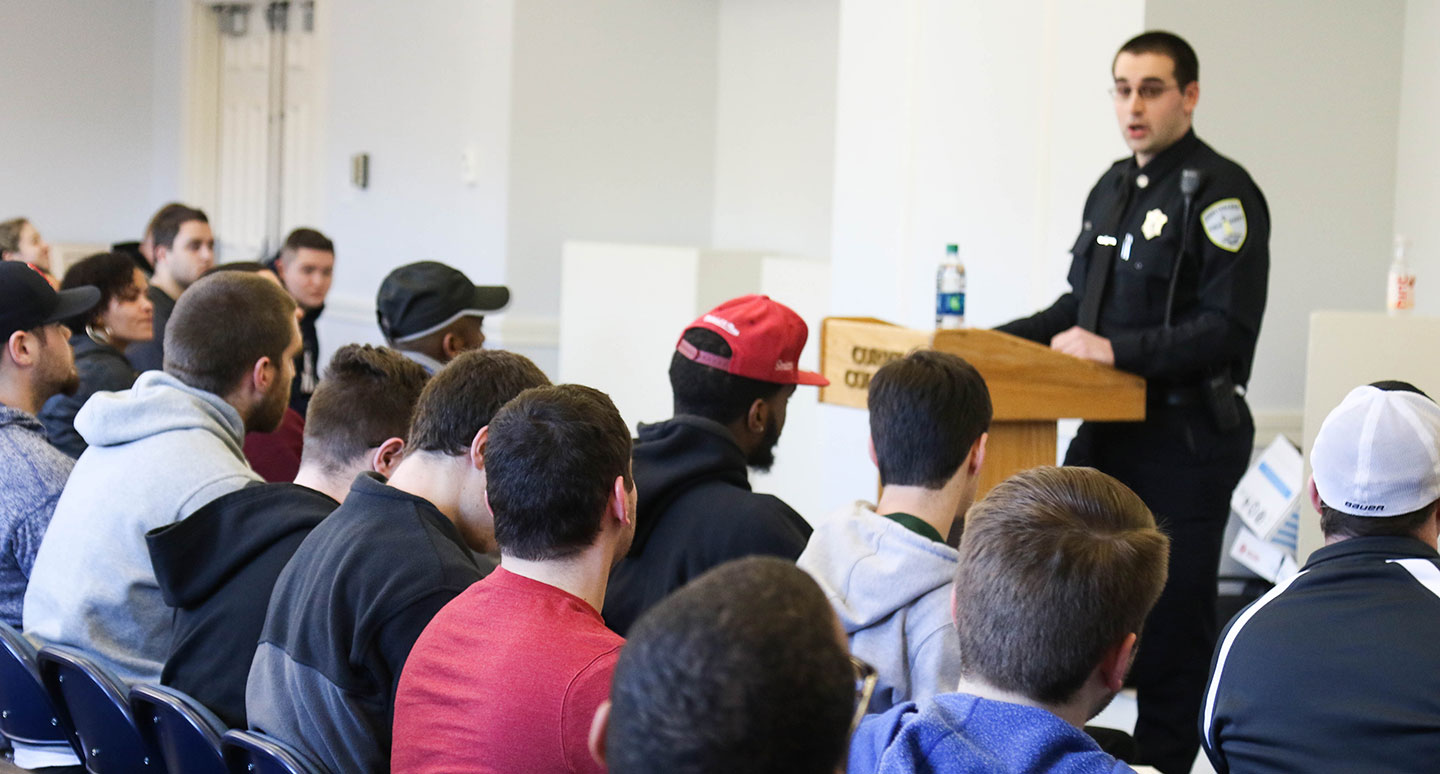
[558,241,833,522]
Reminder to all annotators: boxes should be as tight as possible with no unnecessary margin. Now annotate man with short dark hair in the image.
[593,556,857,774]
[603,294,827,635]
[272,227,336,415]
[393,384,635,774]
[0,263,98,628]
[1202,381,1440,773]
[126,204,215,372]
[376,261,510,374]
[800,350,991,712]
[24,272,300,685]
[247,349,550,774]
[849,466,1170,774]
[148,344,428,728]
[995,30,1269,771]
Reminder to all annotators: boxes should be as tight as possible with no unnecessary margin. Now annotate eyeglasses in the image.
[849,656,879,735]
[1109,82,1178,102]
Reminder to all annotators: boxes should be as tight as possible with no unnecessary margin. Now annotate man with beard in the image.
[848,467,1169,774]
[0,262,98,628]
[24,272,300,686]
[602,294,826,636]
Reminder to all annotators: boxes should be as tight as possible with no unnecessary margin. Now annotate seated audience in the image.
[376,260,510,373]
[126,204,214,372]
[604,294,827,635]
[393,384,634,774]
[799,350,990,712]
[593,556,857,774]
[23,272,299,684]
[270,228,336,416]
[0,217,56,286]
[1202,381,1440,773]
[148,344,428,728]
[247,350,550,774]
[848,466,1169,774]
[0,263,98,627]
[38,252,154,457]
[207,261,308,481]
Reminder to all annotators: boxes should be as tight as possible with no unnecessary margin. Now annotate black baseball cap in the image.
[0,262,100,339]
[376,261,510,342]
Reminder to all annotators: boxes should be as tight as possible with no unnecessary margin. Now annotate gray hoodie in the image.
[0,406,74,628]
[22,370,259,684]
[798,501,962,713]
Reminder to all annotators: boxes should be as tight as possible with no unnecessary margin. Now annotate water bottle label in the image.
[936,292,965,317]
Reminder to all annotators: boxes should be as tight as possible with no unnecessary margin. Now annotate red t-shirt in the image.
[392,567,623,774]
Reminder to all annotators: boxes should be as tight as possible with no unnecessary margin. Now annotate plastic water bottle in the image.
[1387,235,1415,316]
[936,244,966,329]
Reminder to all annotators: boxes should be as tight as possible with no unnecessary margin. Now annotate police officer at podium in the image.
[996,31,1269,774]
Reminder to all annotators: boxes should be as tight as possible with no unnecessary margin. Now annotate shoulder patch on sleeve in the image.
[1201,198,1247,252]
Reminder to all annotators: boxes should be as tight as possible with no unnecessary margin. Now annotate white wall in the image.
[1395,0,1440,307]
[318,0,516,361]
[0,1,159,244]
[1146,0,1407,420]
[711,0,839,259]
[506,0,720,327]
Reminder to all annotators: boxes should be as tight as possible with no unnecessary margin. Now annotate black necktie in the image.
[1077,169,1136,332]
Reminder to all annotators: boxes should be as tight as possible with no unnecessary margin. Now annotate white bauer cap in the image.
[1311,383,1440,517]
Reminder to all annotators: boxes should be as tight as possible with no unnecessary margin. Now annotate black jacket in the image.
[290,304,322,417]
[1202,536,1440,773]
[602,416,811,635]
[147,482,337,728]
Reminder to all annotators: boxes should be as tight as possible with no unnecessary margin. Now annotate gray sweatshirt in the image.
[22,370,259,684]
[798,501,962,713]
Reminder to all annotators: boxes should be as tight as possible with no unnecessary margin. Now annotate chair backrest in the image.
[36,646,164,773]
[130,684,227,774]
[0,623,73,748]
[221,729,330,774]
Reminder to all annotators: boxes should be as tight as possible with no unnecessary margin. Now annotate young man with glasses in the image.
[996,30,1269,773]
[592,556,861,774]
[849,467,1170,774]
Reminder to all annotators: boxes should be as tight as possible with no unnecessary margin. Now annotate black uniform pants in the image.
[1065,400,1253,774]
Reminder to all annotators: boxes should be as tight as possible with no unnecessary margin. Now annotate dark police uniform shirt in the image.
[998,129,1269,392]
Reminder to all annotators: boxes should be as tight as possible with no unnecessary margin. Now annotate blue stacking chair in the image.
[130,683,227,774]
[221,729,330,774]
[0,622,74,752]
[37,646,164,772]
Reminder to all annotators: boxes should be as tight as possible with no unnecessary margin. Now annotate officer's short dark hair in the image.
[606,557,854,774]
[869,350,992,489]
[406,349,550,455]
[485,385,633,561]
[669,328,785,425]
[1116,31,1199,89]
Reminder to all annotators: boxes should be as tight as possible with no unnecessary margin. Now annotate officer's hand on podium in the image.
[1050,326,1115,366]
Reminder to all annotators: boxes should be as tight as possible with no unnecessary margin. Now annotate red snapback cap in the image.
[676,294,829,387]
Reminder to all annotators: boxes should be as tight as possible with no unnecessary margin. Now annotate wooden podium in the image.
[819,318,1147,497]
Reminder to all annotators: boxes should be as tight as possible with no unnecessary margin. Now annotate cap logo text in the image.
[1344,502,1386,512]
[775,360,795,371]
[704,314,740,336]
